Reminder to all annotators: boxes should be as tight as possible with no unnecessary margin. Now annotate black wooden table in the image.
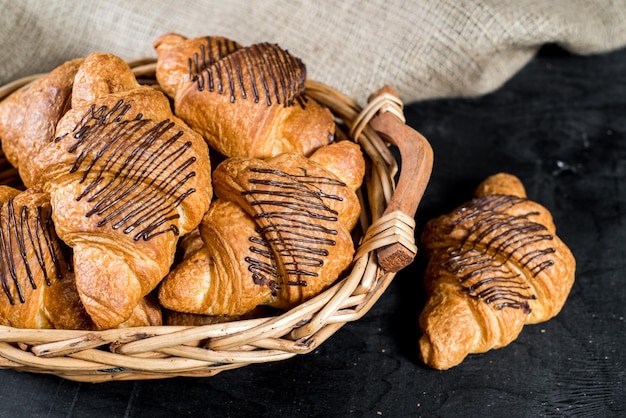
[1,44,624,418]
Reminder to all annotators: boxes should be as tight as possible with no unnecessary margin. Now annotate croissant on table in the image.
[0,52,212,329]
[154,33,335,159]
[158,140,365,317]
[418,173,576,370]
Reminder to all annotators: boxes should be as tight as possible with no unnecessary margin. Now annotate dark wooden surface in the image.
[0,44,624,418]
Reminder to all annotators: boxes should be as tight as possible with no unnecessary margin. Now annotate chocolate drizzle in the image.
[443,194,556,313]
[188,36,242,90]
[190,40,307,108]
[55,99,197,241]
[242,166,345,294]
[0,198,69,305]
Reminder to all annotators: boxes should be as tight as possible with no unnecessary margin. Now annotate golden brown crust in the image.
[154,33,335,159]
[473,172,527,198]
[418,173,576,369]
[212,150,361,308]
[118,294,162,328]
[159,199,273,315]
[71,52,140,108]
[309,141,365,193]
[159,141,365,316]
[0,58,84,188]
[28,53,212,329]
[0,186,94,330]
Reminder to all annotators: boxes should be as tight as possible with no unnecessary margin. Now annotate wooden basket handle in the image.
[363,86,434,272]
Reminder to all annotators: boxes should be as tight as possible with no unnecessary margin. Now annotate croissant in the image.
[0,186,93,329]
[154,33,335,159]
[418,173,576,370]
[19,52,212,329]
[0,185,164,330]
[158,141,365,316]
[120,294,162,328]
[0,58,84,188]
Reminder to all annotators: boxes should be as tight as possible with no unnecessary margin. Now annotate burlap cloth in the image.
[1,0,625,103]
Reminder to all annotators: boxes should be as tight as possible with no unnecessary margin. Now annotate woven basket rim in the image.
[0,59,433,382]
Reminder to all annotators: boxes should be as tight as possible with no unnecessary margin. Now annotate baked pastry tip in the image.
[418,173,576,370]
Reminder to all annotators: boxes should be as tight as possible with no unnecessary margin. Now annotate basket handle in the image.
[365,86,433,272]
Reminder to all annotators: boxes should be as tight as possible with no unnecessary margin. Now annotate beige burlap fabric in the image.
[1,0,625,103]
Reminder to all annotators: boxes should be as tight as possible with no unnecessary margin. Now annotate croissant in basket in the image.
[158,140,365,317]
[418,173,576,370]
[0,52,212,329]
[0,186,93,329]
[154,33,335,159]
[0,58,84,188]
[0,186,162,329]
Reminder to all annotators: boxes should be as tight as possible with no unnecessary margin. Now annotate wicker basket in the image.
[0,60,433,382]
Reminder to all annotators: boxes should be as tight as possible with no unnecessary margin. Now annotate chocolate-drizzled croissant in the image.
[0,186,162,329]
[23,53,212,329]
[418,173,575,370]
[158,141,364,316]
[0,186,93,329]
[0,186,163,330]
[154,33,335,159]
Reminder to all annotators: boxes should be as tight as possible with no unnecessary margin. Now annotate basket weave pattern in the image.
[0,61,432,382]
